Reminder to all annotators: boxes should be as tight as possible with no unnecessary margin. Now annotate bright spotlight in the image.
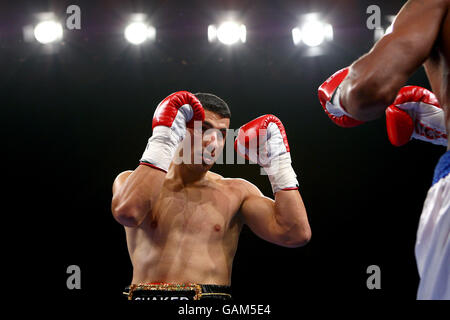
[292,14,333,47]
[33,20,63,44]
[208,21,246,45]
[124,22,155,45]
[302,21,325,47]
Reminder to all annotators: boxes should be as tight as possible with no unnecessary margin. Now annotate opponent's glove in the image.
[385,86,447,146]
[140,91,205,172]
[318,67,365,128]
[234,114,299,194]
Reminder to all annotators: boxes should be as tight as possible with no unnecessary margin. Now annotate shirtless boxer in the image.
[318,0,449,299]
[112,91,311,300]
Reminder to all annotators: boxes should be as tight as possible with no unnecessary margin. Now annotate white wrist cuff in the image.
[140,126,180,173]
[264,153,299,194]
[326,85,353,118]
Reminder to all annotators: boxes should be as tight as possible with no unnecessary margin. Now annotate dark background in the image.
[2,0,446,306]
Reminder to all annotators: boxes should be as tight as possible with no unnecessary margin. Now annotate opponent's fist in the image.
[386,86,447,147]
[140,91,205,172]
[318,67,365,128]
[235,114,298,193]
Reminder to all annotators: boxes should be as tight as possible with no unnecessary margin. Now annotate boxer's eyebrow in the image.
[202,121,213,128]
[203,121,228,135]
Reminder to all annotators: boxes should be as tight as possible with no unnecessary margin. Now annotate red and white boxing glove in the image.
[318,67,365,128]
[234,115,298,194]
[140,91,205,172]
[386,86,447,147]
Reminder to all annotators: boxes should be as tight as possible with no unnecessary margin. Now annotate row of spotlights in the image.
[31,19,327,47]
[28,17,391,47]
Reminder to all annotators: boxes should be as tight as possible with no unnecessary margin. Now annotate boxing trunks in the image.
[123,282,232,301]
[415,150,450,300]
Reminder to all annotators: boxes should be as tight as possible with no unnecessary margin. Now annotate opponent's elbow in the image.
[111,201,142,227]
[345,78,398,121]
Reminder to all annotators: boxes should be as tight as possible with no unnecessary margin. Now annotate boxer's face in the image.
[185,110,230,169]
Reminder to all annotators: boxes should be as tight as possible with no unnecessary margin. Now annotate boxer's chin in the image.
[190,161,213,172]
[202,156,215,166]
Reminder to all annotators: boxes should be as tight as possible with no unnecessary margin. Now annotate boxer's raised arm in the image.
[340,0,448,120]
[234,114,311,247]
[112,167,165,227]
[239,180,311,248]
[111,91,205,227]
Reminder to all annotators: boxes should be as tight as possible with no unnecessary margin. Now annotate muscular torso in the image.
[124,171,245,285]
[425,3,450,148]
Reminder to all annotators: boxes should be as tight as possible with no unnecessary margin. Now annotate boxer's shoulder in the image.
[406,0,449,7]
[434,0,450,10]
[206,171,224,181]
[216,176,263,198]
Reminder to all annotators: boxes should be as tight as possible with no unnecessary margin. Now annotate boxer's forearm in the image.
[340,0,447,121]
[340,53,403,121]
[112,165,165,227]
[273,190,311,247]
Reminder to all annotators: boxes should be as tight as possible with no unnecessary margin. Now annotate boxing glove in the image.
[140,91,205,172]
[235,114,299,194]
[386,86,447,147]
[318,67,365,128]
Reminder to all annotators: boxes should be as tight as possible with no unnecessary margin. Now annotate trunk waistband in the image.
[123,282,232,301]
[433,150,450,185]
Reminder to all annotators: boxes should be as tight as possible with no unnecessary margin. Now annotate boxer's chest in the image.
[152,183,242,236]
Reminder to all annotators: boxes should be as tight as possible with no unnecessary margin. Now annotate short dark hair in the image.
[194,93,231,119]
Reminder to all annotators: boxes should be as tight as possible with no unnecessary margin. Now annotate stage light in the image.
[300,21,328,47]
[124,14,156,45]
[124,22,155,45]
[292,14,333,47]
[33,20,63,44]
[208,21,246,45]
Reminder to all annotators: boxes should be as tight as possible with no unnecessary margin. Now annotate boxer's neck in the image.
[171,162,209,186]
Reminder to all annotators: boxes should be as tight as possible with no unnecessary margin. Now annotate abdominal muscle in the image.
[127,228,235,285]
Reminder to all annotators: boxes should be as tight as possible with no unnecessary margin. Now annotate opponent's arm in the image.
[336,0,448,121]
[239,180,310,248]
[111,91,205,227]
[235,115,311,248]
